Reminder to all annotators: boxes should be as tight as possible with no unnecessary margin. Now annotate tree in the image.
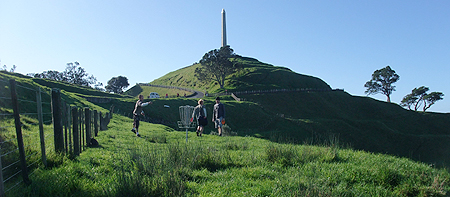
[364,66,399,102]
[400,86,444,112]
[30,70,65,81]
[28,61,103,89]
[195,46,240,89]
[423,92,444,112]
[400,94,418,110]
[401,86,428,111]
[64,61,91,86]
[105,76,129,94]
[1,64,16,72]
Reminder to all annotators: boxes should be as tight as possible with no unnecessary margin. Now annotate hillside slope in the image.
[242,91,450,167]
[122,55,450,167]
[148,56,331,93]
[2,58,450,168]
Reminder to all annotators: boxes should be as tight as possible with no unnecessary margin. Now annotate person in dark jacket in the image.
[131,95,152,137]
[212,97,225,136]
[191,99,207,136]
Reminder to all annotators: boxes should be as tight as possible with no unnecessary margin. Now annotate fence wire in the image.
[0,79,53,195]
[0,77,102,196]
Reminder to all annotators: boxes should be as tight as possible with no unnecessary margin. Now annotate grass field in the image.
[93,90,450,168]
[125,85,192,98]
[1,57,450,196]
[10,115,450,196]
[149,56,331,93]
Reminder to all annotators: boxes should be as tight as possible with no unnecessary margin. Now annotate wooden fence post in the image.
[0,147,5,196]
[63,101,68,153]
[79,108,83,151]
[93,110,98,137]
[72,107,80,156]
[85,108,91,145]
[9,79,31,185]
[36,87,47,167]
[51,88,64,153]
[68,104,72,155]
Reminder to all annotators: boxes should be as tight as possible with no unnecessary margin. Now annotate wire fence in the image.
[0,78,111,196]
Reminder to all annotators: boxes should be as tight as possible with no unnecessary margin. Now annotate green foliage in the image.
[28,61,103,89]
[105,75,129,94]
[152,56,330,93]
[364,65,400,102]
[401,86,444,112]
[424,92,444,111]
[196,46,241,89]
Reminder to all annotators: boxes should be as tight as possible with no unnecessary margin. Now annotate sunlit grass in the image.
[6,115,448,196]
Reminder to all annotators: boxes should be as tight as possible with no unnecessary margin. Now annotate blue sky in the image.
[1,1,449,113]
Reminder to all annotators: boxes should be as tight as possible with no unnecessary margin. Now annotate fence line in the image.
[0,78,113,196]
[207,88,345,101]
[138,83,198,98]
[138,83,197,93]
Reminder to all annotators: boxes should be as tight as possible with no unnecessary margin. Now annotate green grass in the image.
[8,115,450,196]
[124,84,192,98]
[3,68,450,168]
[94,91,450,168]
[2,56,450,196]
[243,91,450,167]
[149,56,331,93]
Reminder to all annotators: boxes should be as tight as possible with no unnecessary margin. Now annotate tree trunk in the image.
[220,75,225,89]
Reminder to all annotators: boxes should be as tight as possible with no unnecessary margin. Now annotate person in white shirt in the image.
[131,95,152,137]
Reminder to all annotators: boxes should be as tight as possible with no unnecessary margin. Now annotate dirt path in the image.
[186,90,204,98]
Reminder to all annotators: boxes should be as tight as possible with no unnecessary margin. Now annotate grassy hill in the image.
[122,56,450,167]
[1,56,450,195]
[148,56,331,93]
[124,84,192,98]
[10,115,450,196]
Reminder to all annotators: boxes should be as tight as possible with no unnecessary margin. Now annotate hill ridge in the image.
[147,56,331,93]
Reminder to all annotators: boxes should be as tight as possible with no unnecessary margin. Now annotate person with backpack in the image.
[191,99,207,136]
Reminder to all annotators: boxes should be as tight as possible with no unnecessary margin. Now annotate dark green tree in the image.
[195,46,240,89]
[364,66,400,102]
[400,94,418,110]
[423,92,444,112]
[29,70,64,81]
[28,61,102,89]
[105,76,129,94]
[401,86,428,111]
[400,86,444,112]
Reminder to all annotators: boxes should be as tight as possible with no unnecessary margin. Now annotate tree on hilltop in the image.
[105,76,129,94]
[401,86,444,112]
[28,61,103,89]
[195,46,241,89]
[401,86,428,111]
[1,63,16,72]
[364,66,399,103]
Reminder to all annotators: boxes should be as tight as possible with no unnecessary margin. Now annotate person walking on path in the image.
[131,95,152,137]
[212,97,225,136]
[191,99,207,136]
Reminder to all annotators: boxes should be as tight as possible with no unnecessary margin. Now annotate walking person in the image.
[191,99,207,136]
[131,95,152,137]
[212,97,225,136]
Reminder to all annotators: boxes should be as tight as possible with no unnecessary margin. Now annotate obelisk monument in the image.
[221,9,227,47]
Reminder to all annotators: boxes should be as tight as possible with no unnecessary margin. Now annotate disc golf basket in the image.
[177,105,196,142]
